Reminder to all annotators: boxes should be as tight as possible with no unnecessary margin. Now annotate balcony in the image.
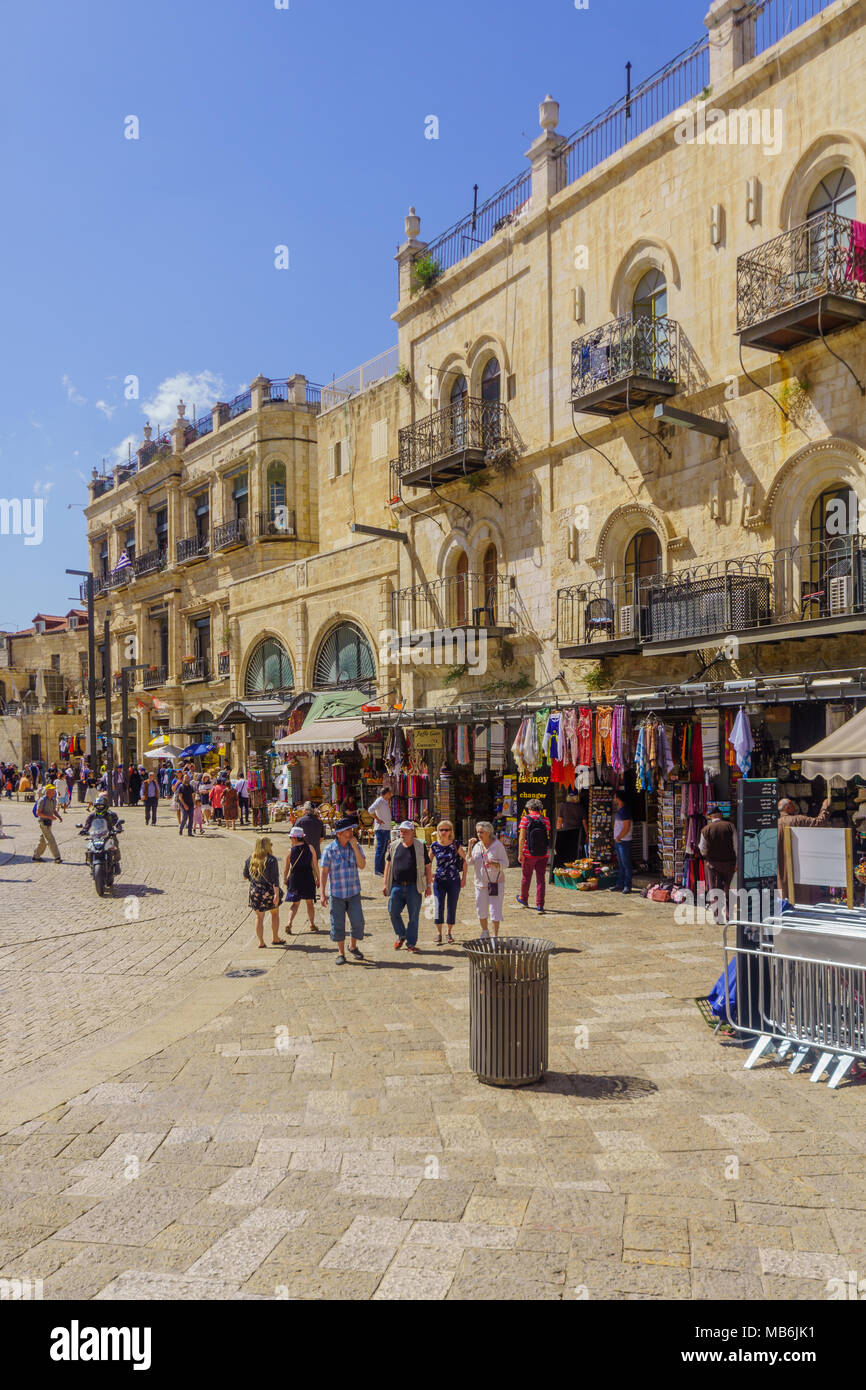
[182,658,210,683]
[112,671,137,695]
[177,534,209,564]
[133,549,166,579]
[737,213,866,352]
[212,518,249,552]
[106,564,134,590]
[390,572,516,651]
[142,665,167,689]
[395,400,517,489]
[184,413,214,446]
[256,509,296,539]
[228,390,251,420]
[93,677,106,698]
[557,539,866,658]
[571,315,679,416]
[217,651,230,678]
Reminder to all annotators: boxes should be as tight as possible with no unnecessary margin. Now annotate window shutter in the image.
[327,443,336,479]
[371,419,387,460]
[341,437,350,475]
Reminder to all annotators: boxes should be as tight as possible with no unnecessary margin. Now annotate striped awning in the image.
[274,716,369,753]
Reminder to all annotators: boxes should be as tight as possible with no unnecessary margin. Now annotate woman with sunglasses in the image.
[430,820,467,944]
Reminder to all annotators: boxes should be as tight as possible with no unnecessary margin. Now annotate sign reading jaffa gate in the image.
[515,770,555,824]
[412,727,444,751]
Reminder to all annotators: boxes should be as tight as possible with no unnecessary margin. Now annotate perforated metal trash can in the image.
[464,936,555,1086]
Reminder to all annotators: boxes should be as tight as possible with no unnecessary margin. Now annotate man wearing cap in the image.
[384,821,432,954]
[320,817,366,963]
[32,783,63,863]
[699,807,737,922]
[777,794,831,902]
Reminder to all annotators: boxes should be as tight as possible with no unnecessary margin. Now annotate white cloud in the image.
[95,400,114,419]
[63,374,86,406]
[111,434,139,467]
[33,479,55,496]
[141,370,227,428]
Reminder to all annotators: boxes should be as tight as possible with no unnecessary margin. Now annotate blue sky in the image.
[0,0,710,625]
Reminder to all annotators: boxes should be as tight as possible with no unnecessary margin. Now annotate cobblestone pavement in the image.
[1,799,865,1301]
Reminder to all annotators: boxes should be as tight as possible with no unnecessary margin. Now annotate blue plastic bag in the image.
[707,958,737,1022]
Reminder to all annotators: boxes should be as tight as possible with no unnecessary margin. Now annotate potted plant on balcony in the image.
[411,254,441,295]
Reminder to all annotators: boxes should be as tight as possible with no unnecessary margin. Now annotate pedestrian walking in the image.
[210,779,224,825]
[293,802,323,856]
[467,821,508,939]
[143,771,159,825]
[76,764,88,803]
[177,775,195,837]
[243,836,284,948]
[699,806,737,923]
[284,825,320,933]
[611,791,633,894]
[430,819,466,944]
[222,782,239,830]
[128,765,142,805]
[192,794,205,834]
[32,783,63,863]
[516,797,551,913]
[384,820,432,954]
[320,817,366,964]
[234,771,250,825]
[368,785,393,876]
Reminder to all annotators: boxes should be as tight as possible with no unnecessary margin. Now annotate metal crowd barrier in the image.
[722,908,866,1090]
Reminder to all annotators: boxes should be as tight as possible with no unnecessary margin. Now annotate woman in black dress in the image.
[243,836,285,947]
[284,825,320,934]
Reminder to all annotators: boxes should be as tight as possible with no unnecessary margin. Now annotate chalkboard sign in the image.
[737,777,778,922]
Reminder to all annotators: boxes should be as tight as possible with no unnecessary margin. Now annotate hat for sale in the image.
[289,826,306,838]
[399,820,416,831]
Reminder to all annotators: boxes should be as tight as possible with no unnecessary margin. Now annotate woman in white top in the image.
[467,821,509,939]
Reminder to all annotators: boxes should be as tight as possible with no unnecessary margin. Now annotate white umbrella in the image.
[143,744,184,760]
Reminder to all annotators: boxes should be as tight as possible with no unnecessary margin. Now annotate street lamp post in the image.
[120,663,149,803]
[66,568,97,775]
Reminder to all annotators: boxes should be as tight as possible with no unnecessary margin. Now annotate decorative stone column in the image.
[705,0,756,85]
[251,374,269,412]
[166,479,182,565]
[395,207,427,304]
[525,95,566,209]
[170,399,188,457]
[288,374,307,405]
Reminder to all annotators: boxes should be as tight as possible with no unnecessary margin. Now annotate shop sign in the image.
[737,778,778,921]
[413,727,444,750]
[516,771,555,822]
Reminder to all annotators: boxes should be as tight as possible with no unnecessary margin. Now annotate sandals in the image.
[446,932,455,944]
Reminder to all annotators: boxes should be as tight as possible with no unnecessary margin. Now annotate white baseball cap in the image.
[289,826,306,838]
[399,820,415,831]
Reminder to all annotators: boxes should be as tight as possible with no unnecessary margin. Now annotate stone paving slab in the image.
[2,800,866,1300]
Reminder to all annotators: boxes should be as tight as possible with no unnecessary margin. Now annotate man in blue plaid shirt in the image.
[320,817,366,964]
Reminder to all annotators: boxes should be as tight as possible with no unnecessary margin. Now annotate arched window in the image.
[481,358,501,403]
[191,709,214,727]
[245,638,294,696]
[313,622,375,690]
[633,270,667,321]
[807,168,857,222]
[266,461,286,522]
[806,486,857,615]
[625,530,662,625]
[450,374,468,451]
[482,543,498,624]
[455,551,469,626]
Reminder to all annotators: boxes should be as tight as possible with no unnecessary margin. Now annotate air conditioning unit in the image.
[619,606,634,636]
[829,576,851,615]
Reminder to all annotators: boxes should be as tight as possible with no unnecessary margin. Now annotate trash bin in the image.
[464,936,555,1086]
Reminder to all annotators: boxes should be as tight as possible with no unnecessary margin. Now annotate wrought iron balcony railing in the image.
[217,651,230,677]
[182,658,210,683]
[137,434,173,469]
[395,399,517,486]
[256,509,296,538]
[92,677,106,698]
[142,665,167,689]
[391,572,517,635]
[228,390,251,419]
[737,213,866,350]
[557,538,866,654]
[184,413,213,445]
[212,518,249,551]
[176,534,209,563]
[106,565,133,590]
[571,314,679,414]
[133,549,166,579]
[112,671,136,694]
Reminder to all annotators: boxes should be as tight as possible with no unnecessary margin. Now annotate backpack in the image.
[526,816,549,856]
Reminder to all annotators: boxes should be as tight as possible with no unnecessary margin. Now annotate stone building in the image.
[0,612,90,766]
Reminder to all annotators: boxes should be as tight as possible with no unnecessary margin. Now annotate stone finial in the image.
[405,206,421,240]
[142,423,152,442]
[176,399,187,420]
[539,95,559,133]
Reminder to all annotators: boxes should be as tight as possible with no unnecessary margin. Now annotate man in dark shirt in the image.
[294,802,324,856]
[699,808,737,922]
[178,775,195,837]
[384,821,432,953]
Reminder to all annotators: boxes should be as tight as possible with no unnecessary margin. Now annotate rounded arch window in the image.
[450,374,467,406]
[481,358,501,403]
[455,550,469,626]
[450,375,468,450]
[313,622,375,690]
[482,542,498,624]
[245,638,294,696]
[266,460,286,521]
[807,168,857,222]
[191,709,214,727]
[625,529,662,598]
[633,270,667,320]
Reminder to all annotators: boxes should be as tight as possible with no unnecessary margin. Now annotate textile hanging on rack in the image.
[511,718,529,776]
[523,715,539,771]
[541,711,561,763]
[595,706,613,767]
[562,707,579,766]
[657,723,675,783]
[456,724,472,767]
[385,726,407,775]
[635,721,651,791]
[724,710,736,767]
[551,757,576,789]
[489,721,505,772]
[729,708,753,776]
[691,721,704,783]
[535,708,550,762]
[575,706,592,767]
[473,725,489,775]
[698,709,721,777]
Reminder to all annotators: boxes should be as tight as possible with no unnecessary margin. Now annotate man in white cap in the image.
[383,821,432,954]
[320,816,366,963]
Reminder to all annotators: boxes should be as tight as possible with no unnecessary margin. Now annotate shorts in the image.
[474,885,503,923]
[329,894,365,943]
